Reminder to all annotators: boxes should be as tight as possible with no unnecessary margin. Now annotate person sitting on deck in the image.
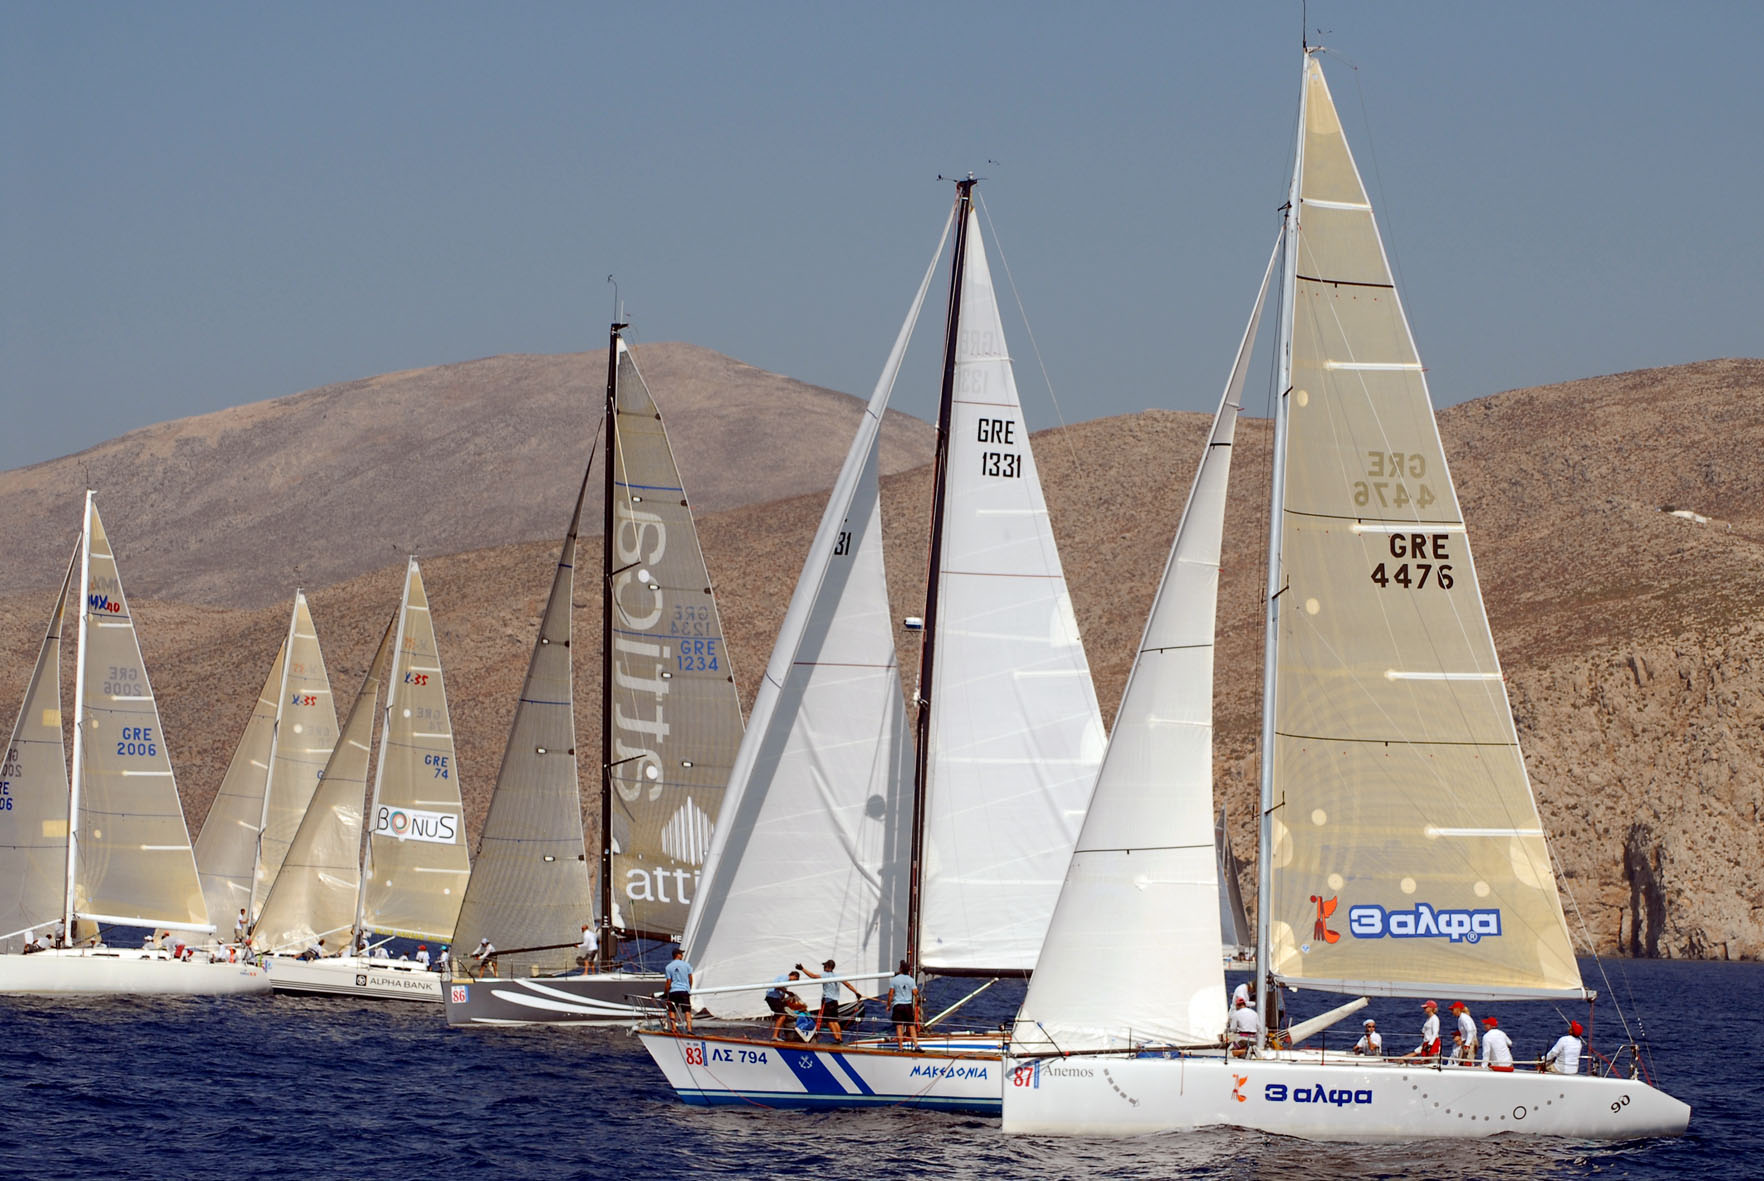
[766,971,807,1040]
[1227,996,1261,1058]
[797,959,864,1044]
[1396,1000,1442,1063]
[21,930,44,954]
[299,937,326,962]
[1351,1018,1382,1056]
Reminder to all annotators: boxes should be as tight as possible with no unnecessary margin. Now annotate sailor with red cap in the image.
[1543,1020,1585,1074]
[1449,1001,1478,1061]
[1399,999,1442,1062]
[1480,1015,1515,1071]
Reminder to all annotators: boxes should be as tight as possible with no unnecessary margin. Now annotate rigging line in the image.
[1346,59,1416,338]
[1546,833,1640,1045]
[973,191,1095,517]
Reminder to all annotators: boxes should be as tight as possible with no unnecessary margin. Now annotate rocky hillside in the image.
[2,357,1760,961]
[0,343,935,607]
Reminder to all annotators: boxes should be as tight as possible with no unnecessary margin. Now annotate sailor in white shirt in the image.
[473,937,498,978]
[1450,1001,1478,1058]
[575,924,600,973]
[414,944,431,969]
[1351,1018,1382,1056]
[1543,1020,1584,1074]
[1228,996,1261,1058]
[1480,1016,1515,1071]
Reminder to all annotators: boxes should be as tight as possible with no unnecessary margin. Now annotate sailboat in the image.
[638,178,1105,1112]
[253,557,470,1001]
[0,494,270,995]
[191,591,340,945]
[445,322,745,1025]
[1000,47,1689,1140]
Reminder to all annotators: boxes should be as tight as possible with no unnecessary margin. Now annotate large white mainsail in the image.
[69,494,211,935]
[1260,55,1582,1001]
[0,546,78,952]
[450,470,594,976]
[679,220,951,1018]
[193,592,339,932]
[916,202,1106,975]
[1012,237,1277,1050]
[603,338,745,941]
[359,558,470,942]
[253,618,395,955]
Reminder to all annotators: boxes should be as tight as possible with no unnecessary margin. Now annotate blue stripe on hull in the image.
[676,1090,1000,1115]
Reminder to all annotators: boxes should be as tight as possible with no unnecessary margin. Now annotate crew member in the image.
[1480,1016,1515,1071]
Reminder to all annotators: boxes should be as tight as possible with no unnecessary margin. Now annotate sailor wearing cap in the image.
[1480,1015,1515,1071]
[1543,1020,1584,1074]
[1351,1017,1382,1056]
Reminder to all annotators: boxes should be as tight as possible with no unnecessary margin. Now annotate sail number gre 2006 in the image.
[1370,533,1454,591]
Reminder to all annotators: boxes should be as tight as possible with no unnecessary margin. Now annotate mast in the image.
[62,492,95,940]
[598,318,625,970]
[1256,49,1311,1041]
[905,176,975,976]
[251,593,303,921]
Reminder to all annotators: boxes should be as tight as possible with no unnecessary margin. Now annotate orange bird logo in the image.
[1232,1074,1248,1103]
[1310,894,1341,944]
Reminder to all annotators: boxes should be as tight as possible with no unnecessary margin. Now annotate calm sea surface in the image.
[0,957,1750,1179]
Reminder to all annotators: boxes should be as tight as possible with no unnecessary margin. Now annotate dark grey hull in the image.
[443,970,663,1026]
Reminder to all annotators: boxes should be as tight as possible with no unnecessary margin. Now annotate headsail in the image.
[70,495,210,934]
[680,220,951,1017]
[193,592,339,931]
[1217,808,1253,961]
[0,544,78,951]
[254,616,395,955]
[361,559,470,942]
[917,202,1106,976]
[604,339,744,940]
[1262,55,1582,1000]
[1013,236,1276,1049]
[451,469,594,976]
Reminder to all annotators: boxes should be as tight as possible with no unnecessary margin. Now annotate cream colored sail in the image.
[0,546,77,951]
[605,341,745,940]
[918,205,1106,974]
[361,559,470,941]
[450,471,594,976]
[1263,55,1582,999]
[70,495,210,933]
[193,592,339,932]
[254,617,395,955]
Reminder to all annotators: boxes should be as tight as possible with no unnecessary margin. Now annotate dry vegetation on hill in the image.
[2,355,1760,960]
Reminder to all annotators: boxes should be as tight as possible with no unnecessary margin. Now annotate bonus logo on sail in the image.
[372,805,459,844]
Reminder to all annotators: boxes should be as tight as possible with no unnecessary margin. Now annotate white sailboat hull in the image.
[1000,1054,1690,1141]
[262,955,441,1002]
[0,948,271,996]
[639,1030,1003,1114]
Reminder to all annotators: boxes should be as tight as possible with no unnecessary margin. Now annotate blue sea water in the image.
[0,958,1751,1180]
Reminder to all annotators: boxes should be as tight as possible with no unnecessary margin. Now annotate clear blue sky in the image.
[3,2,1759,472]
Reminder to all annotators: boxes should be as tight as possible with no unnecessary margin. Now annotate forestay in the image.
[1265,56,1581,999]
[193,592,339,931]
[0,548,77,952]
[1013,237,1276,1049]
[681,219,950,1017]
[605,340,744,940]
[72,497,211,933]
[451,471,594,976]
[254,619,394,955]
[918,207,1105,975]
[361,559,470,941]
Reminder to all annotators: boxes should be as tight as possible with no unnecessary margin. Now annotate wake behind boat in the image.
[1002,47,1687,1141]
[0,494,269,996]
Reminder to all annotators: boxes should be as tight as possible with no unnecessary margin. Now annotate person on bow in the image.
[663,948,694,1033]
[574,924,599,974]
[472,936,497,978]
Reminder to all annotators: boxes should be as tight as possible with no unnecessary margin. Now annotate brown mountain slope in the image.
[0,344,935,608]
[2,359,1760,960]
